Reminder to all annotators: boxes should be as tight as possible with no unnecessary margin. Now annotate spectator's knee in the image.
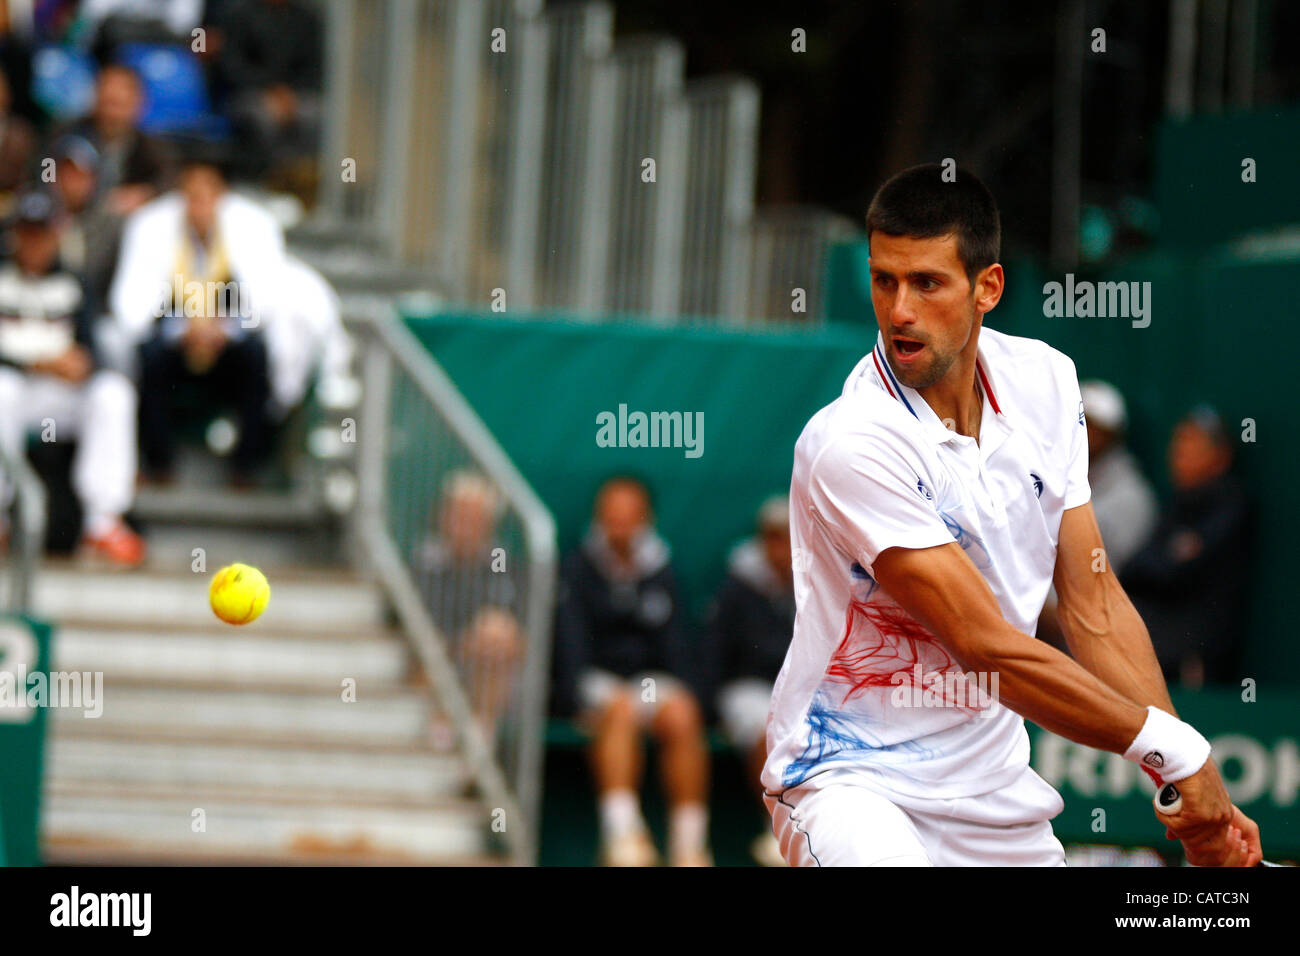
[597,689,638,730]
[86,370,137,418]
[653,691,703,741]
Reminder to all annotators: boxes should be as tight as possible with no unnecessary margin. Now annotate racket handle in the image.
[1155,782,1182,815]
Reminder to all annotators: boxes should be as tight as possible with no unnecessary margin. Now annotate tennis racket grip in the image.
[1154,781,1182,815]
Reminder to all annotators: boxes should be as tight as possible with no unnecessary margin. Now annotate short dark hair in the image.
[596,474,654,512]
[177,138,231,180]
[865,163,1001,284]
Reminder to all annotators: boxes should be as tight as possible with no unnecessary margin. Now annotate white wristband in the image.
[1123,706,1211,783]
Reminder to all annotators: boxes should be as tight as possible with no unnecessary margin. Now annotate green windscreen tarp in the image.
[405,312,873,617]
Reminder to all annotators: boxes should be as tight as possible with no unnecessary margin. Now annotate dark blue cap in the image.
[12,189,62,227]
[52,134,101,172]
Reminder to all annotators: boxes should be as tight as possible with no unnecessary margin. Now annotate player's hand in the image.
[1154,760,1249,866]
[1221,806,1263,867]
[1186,811,1260,867]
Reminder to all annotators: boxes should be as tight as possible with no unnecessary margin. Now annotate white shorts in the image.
[765,770,1066,867]
[717,678,773,749]
[577,668,688,728]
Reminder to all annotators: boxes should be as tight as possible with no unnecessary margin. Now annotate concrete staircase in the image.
[33,483,499,865]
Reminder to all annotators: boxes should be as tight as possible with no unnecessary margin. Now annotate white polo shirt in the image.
[762,326,1091,805]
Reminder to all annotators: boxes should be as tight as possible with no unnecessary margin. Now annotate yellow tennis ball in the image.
[209,563,270,625]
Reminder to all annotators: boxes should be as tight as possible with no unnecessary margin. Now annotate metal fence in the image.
[314,0,861,324]
[746,207,862,328]
[348,303,557,865]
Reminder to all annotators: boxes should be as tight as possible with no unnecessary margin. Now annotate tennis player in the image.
[762,164,1262,867]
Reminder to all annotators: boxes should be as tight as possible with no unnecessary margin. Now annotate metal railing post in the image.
[377,0,417,261]
[315,0,355,226]
[439,0,486,299]
[0,446,45,615]
[504,0,549,312]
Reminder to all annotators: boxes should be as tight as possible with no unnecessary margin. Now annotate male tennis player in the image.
[762,164,1262,866]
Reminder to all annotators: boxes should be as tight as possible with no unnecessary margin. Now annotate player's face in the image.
[869,233,980,390]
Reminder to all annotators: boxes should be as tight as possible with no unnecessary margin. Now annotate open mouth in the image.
[894,338,925,357]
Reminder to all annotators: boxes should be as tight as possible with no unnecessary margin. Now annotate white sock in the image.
[599,789,644,840]
[83,513,119,539]
[668,802,708,857]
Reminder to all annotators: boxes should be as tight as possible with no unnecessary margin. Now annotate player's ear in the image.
[973,262,1004,315]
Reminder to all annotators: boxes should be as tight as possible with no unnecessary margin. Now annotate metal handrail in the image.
[346,301,556,865]
[0,443,46,615]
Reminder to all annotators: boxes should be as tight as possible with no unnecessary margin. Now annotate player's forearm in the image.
[954,622,1148,755]
[1058,572,1175,715]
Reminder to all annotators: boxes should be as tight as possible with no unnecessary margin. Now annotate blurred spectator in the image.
[702,495,792,867]
[1079,380,1159,571]
[0,10,33,126]
[61,63,175,215]
[82,0,204,59]
[217,0,321,189]
[553,476,712,867]
[1038,380,1158,647]
[110,146,282,485]
[263,254,352,422]
[0,68,35,196]
[3,1,78,115]
[414,471,522,737]
[0,188,143,565]
[1122,406,1253,687]
[47,133,121,316]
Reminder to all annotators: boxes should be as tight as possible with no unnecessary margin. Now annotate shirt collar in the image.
[868,332,1012,452]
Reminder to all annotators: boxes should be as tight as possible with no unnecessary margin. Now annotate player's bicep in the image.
[1052,502,1114,611]
[872,541,1012,669]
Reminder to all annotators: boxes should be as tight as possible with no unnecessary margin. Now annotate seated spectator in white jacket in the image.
[0,189,143,566]
[263,255,353,422]
[109,145,284,486]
